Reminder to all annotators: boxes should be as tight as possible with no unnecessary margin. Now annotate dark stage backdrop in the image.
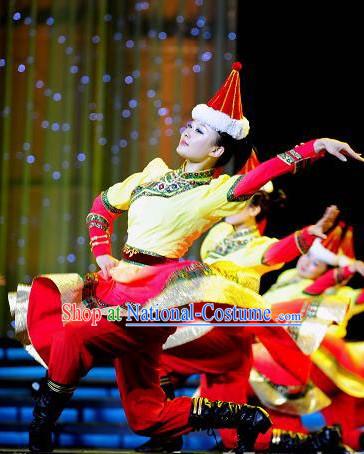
[235,6,364,339]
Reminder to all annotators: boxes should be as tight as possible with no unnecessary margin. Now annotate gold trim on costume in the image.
[312,345,364,397]
[249,368,331,415]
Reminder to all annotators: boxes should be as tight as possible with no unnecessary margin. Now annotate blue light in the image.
[92,35,101,44]
[201,51,212,62]
[129,99,138,108]
[126,40,135,48]
[46,17,55,26]
[41,120,49,128]
[13,12,21,21]
[103,74,111,82]
[124,75,133,84]
[65,46,73,55]
[77,236,85,245]
[176,16,184,24]
[53,93,62,101]
[98,137,107,145]
[52,171,61,180]
[26,155,35,164]
[228,32,237,40]
[122,109,131,118]
[51,122,60,131]
[191,28,200,36]
[35,80,44,88]
[0,59,5,67]
[77,153,86,162]
[193,64,201,73]
[70,65,79,74]
[80,75,90,84]
[158,32,167,40]
[113,32,122,41]
[17,64,26,73]
[130,130,139,140]
[58,35,66,44]
[67,254,76,263]
[24,17,32,25]
[158,107,168,116]
[196,16,206,27]
[147,89,156,98]
[119,139,128,148]
[203,31,212,39]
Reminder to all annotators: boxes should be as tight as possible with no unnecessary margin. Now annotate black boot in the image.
[29,377,75,453]
[189,397,272,453]
[270,425,353,453]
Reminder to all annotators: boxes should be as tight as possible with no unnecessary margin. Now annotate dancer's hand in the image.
[96,254,119,279]
[308,205,340,239]
[314,138,364,162]
[349,260,364,276]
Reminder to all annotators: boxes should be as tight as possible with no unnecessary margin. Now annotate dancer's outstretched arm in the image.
[263,205,339,266]
[232,139,363,200]
[304,260,364,295]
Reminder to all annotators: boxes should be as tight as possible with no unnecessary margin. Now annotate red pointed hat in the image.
[192,61,249,139]
[322,222,345,254]
[238,147,274,193]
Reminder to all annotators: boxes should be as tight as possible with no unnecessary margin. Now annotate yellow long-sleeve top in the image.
[88,158,251,260]
[200,222,283,293]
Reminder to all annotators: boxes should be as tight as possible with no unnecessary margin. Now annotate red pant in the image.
[48,318,192,437]
[160,328,253,449]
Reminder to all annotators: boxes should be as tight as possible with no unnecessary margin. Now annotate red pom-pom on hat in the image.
[232,61,242,71]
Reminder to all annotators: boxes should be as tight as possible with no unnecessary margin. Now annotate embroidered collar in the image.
[129,162,213,204]
[232,226,259,239]
[208,225,260,259]
[175,162,214,181]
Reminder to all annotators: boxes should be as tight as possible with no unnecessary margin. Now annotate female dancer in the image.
[12,63,362,453]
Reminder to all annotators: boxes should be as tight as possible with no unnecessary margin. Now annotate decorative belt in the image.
[122,244,178,266]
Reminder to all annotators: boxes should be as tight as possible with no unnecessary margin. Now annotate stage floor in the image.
[0,448,210,454]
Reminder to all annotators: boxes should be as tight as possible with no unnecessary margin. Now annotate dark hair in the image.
[249,189,287,222]
[214,132,248,168]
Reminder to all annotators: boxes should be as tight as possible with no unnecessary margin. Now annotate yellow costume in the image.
[200,222,283,294]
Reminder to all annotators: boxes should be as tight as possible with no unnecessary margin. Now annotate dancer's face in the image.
[296,253,328,279]
[176,120,224,163]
